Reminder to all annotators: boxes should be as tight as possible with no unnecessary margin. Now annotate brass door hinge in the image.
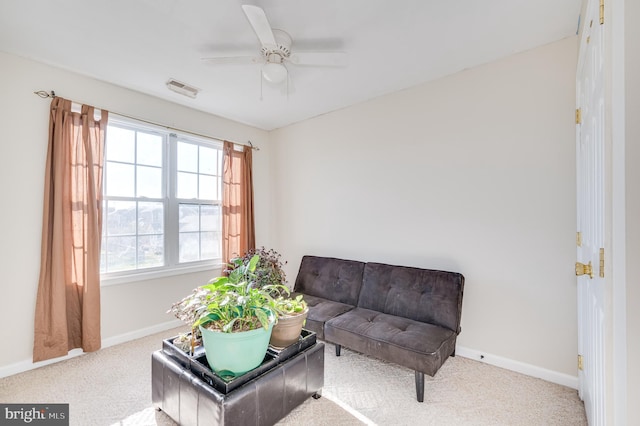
[576,108,582,124]
[578,355,584,370]
[600,0,604,24]
[599,248,605,278]
[576,261,593,279]
[576,232,582,247]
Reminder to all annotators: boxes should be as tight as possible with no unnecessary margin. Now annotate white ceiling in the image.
[0,0,581,131]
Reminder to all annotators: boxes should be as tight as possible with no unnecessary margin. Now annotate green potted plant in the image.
[168,254,287,376]
[228,247,288,296]
[270,294,309,348]
[228,248,308,349]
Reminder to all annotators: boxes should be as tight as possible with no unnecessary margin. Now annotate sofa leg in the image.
[451,349,456,357]
[335,344,341,357]
[415,371,424,403]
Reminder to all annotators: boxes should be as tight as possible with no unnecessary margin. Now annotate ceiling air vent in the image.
[166,78,199,98]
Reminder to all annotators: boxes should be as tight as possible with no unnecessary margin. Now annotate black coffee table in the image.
[152,339,324,426]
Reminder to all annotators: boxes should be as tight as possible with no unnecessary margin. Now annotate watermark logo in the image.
[0,404,68,425]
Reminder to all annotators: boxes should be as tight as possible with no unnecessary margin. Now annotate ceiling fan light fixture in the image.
[262,62,287,84]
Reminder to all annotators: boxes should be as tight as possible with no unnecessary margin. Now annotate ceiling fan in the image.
[202,5,347,86]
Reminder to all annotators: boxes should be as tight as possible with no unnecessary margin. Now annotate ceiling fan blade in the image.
[241,5,277,50]
[201,56,262,65]
[288,51,348,67]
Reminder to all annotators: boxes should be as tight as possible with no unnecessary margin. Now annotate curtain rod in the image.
[33,90,259,151]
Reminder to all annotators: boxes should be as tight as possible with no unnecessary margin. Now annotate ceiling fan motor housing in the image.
[261,29,292,59]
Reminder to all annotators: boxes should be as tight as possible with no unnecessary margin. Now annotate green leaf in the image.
[232,305,242,317]
[255,308,270,330]
[207,276,228,287]
[230,257,243,268]
[228,268,243,284]
[223,318,238,332]
[248,254,260,273]
[193,312,219,327]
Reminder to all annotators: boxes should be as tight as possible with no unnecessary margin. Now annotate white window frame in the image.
[100,115,223,286]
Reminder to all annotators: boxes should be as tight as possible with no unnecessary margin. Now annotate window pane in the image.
[138,202,164,235]
[199,175,216,200]
[201,205,219,232]
[179,232,200,262]
[138,234,164,268]
[177,142,198,172]
[199,146,217,175]
[137,132,162,167]
[105,236,136,272]
[137,165,162,198]
[177,172,198,199]
[106,201,136,236]
[201,231,218,260]
[106,126,135,163]
[106,162,135,197]
[179,204,199,232]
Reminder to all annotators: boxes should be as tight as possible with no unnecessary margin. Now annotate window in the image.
[100,116,223,279]
[176,140,223,263]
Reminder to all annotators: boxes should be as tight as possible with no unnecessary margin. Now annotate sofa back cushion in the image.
[293,256,365,306]
[359,263,465,333]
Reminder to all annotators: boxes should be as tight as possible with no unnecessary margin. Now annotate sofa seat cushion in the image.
[324,308,456,376]
[293,293,355,340]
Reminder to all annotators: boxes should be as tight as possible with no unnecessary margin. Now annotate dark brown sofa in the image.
[293,255,465,402]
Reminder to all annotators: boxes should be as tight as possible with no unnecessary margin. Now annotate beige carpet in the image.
[0,327,586,425]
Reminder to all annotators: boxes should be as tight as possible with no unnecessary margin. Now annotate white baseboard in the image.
[456,346,579,390]
[0,348,86,379]
[0,319,183,379]
[101,319,183,348]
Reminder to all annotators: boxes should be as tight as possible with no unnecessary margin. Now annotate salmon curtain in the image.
[222,140,255,264]
[33,97,108,362]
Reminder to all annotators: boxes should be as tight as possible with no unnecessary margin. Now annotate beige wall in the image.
[0,37,583,381]
[0,51,271,369]
[625,0,639,420]
[270,37,579,376]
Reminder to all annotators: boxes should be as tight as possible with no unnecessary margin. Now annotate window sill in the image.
[100,262,223,287]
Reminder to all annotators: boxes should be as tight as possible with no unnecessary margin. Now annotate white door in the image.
[576,0,605,424]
